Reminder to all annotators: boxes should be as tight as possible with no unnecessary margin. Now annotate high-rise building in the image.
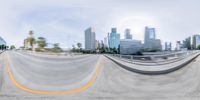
[0,37,6,45]
[104,33,109,48]
[104,37,108,47]
[108,28,120,49]
[165,42,172,51]
[144,26,162,51]
[120,39,142,55]
[182,37,191,50]
[124,29,132,39]
[176,41,181,51]
[100,40,104,48]
[192,34,200,49]
[95,40,99,49]
[95,40,104,49]
[85,27,96,51]
[144,27,156,43]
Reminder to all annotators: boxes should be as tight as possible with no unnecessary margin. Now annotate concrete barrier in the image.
[105,52,200,75]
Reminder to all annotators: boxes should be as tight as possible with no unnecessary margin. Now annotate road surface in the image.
[0,51,200,100]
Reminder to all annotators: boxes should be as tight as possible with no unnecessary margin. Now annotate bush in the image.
[35,48,45,52]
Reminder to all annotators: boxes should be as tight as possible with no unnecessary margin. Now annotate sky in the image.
[0,0,200,49]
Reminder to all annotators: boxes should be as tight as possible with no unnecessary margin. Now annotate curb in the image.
[105,53,200,75]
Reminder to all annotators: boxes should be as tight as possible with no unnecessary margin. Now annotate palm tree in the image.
[28,37,36,50]
[29,30,34,36]
[77,43,82,52]
[27,31,36,51]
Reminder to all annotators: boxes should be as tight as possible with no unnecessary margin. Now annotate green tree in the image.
[198,45,200,50]
[104,47,109,52]
[77,43,82,52]
[53,43,59,48]
[52,43,63,53]
[0,45,2,50]
[99,47,105,53]
[77,43,82,49]
[1,45,6,50]
[10,45,16,50]
[28,37,35,49]
[118,45,120,54]
[37,37,47,49]
[113,47,117,54]
[20,46,25,49]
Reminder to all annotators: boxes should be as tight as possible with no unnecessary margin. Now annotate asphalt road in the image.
[0,51,200,100]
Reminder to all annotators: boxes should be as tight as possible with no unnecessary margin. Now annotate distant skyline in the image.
[0,0,200,48]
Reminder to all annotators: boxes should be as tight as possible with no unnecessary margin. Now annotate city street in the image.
[1,0,200,100]
[0,51,199,100]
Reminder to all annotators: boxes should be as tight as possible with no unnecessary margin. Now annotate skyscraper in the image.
[85,27,96,51]
[95,40,100,49]
[165,42,172,51]
[144,26,156,44]
[185,37,192,50]
[192,35,200,49]
[124,29,132,39]
[104,37,108,47]
[108,28,120,49]
[176,41,181,51]
[144,26,162,51]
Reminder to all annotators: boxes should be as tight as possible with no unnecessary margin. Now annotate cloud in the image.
[0,0,200,49]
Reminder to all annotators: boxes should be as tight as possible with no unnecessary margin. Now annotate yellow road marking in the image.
[5,53,102,95]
